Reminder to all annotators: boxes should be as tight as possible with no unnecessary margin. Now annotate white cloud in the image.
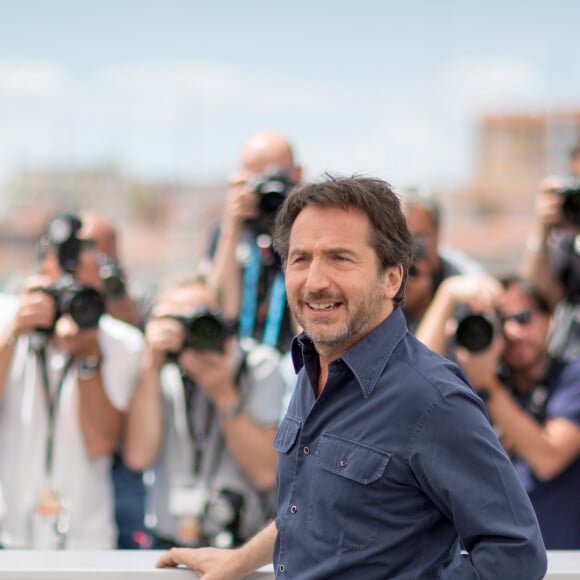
[438,58,546,114]
[90,61,334,125]
[0,61,71,99]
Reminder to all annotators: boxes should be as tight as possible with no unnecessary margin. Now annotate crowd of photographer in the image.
[413,146,580,548]
[0,131,297,552]
[0,131,579,554]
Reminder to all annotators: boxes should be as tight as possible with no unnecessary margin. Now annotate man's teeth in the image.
[309,303,335,310]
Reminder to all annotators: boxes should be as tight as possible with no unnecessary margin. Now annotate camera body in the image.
[248,168,296,219]
[41,276,106,330]
[201,488,245,548]
[557,177,580,228]
[98,255,126,298]
[168,308,236,353]
[454,312,497,352]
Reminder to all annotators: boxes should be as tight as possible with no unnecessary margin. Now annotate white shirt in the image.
[0,294,144,549]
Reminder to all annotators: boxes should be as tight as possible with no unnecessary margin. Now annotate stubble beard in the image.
[291,277,387,357]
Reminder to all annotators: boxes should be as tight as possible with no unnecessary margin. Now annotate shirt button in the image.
[339,458,348,467]
[279,564,285,573]
[290,504,298,514]
[303,446,310,455]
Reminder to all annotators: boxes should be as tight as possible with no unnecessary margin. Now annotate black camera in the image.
[557,178,580,228]
[168,308,236,353]
[454,313,496,353]
[248,168,296,218]
[201,489,245,549]
[39,214,84,273]
[40,276,106,330]
[98,255,126,298]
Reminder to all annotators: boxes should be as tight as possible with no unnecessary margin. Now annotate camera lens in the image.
[62,286,106,329]
[455,313,495,352]
[188,312,227,352]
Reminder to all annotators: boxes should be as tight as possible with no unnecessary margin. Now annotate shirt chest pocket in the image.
[308,433,391,551]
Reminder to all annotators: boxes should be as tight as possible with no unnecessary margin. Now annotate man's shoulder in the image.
[98,314,144,351]
[390,332,472,400]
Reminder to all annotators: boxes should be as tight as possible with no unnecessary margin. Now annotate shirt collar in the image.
[291,306,409,398]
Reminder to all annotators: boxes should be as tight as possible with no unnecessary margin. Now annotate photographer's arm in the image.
[0,333,16,401]
[482,377,580,481]
[181,348,278,491]
[0,283,56,400]
[123,347,164,470]
[54,318,123,458]
[157,519,277,577]
[520,178,565,307]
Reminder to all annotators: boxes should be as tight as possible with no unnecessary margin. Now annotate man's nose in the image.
[304,258,331,291]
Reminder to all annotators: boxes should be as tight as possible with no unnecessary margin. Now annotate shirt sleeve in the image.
[548,360,580,426]
[409,387,547,580]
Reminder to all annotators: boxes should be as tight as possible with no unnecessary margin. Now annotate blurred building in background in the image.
[1,108,579,291]
[440,109,580,275]
[0,165,226,294]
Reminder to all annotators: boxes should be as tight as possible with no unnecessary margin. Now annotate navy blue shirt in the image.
[274,307,546,579]
[511,358,580,548]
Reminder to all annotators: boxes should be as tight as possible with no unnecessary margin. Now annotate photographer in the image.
[521,144,580,362]
[0,212,144,549]
[207,130,302,354]
[401,188,484,332]
[416,273,580,548]
[123,275,285,550]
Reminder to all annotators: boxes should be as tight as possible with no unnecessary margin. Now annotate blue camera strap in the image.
[239,241,286,349]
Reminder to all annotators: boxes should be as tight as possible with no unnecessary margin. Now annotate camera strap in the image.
[180,352,249,486]
[240,241,286,349]
[37,347,74,477]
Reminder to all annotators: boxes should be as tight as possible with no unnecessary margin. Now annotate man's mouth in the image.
[306,302,340,311]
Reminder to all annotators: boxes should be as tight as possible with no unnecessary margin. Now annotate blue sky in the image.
[1,0,579,195]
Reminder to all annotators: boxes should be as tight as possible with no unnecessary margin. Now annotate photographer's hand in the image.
[178,345,237,411]
[144,315,185,370]
[456,334,504,393]
[179,343,278,491]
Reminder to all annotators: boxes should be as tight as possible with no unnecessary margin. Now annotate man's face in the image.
[284,205,402,359]
[497,285,550,374]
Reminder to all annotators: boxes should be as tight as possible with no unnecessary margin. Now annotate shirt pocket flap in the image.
[273,415,301,454]
[316,433,391,484]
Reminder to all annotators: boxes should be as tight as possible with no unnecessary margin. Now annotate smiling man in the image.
[157,175,546,579]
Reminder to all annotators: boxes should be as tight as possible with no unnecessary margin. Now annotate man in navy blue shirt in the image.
[158,175,547,578]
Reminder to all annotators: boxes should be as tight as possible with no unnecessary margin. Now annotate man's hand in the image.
[11,275,56,336]
[226,174,260,226]
[456,334,504,392]
[53,316,101,358]
[156,547,242,579]
[178,343,237,409]
[144,315,185,370]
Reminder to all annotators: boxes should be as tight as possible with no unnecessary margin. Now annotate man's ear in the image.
[384,264,404,300]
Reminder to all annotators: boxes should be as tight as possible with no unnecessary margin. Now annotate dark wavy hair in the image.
[272,174,415,306]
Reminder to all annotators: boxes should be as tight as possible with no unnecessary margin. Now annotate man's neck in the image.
[509,355,551,394]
